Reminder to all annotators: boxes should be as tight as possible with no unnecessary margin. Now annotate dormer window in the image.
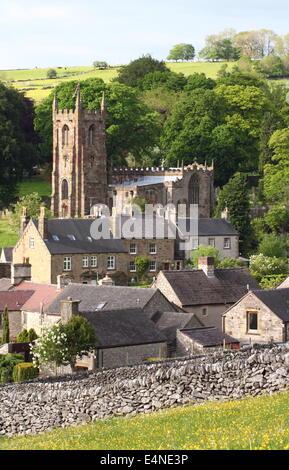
[67,234,76,241]
[52,235,59,241]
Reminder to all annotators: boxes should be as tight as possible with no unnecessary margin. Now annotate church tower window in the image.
[61,179,69,200]
[88,125,95,145]
[62,125,69,146]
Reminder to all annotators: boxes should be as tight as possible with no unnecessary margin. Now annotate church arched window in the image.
[62,125,69,146]
[189,174,199,205]
[61,179,69,200]
[88,125,95,145]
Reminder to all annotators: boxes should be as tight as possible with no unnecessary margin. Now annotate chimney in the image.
[20,207,30,235]
[198,256,215,278]
[221,206,230,221]
[98,273,115,286]
[57,274,67,291]
[60,297,80,324]
[38,206,48,239]
[11,263,31,285]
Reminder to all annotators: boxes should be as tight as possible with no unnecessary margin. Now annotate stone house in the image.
[175,217,239,260]
[176,327,240,356]
[223,288,289,345]
[0,247,13,264]
[12,209,130,285]
[153,256,260,330]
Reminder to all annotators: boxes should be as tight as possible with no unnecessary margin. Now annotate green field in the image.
[1,391,289,450]
[0,62,233,103]
[0,218,19,249]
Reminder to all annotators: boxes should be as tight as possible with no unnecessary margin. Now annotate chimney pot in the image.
[198,256,215,277]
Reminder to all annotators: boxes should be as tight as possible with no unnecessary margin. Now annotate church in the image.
[51,85,215,219]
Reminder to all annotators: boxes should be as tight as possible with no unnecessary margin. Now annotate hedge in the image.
[12,363,38,383]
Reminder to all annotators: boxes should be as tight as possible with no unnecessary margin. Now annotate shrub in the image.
[17,328,38,343]
[12,363,38,382]
[0,353,24,383]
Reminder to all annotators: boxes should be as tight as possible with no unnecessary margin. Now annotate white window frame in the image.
[208,238,215,247]
[91,256,98,268]
[63,256,72,271]
[130,243,137,254]
[29,237,35,249]
[129,261,136,272]
[149,243,157,254]
[224,238,231,249]
[149,260,156,272]
[82,256,89,268]
[107,256,115,270]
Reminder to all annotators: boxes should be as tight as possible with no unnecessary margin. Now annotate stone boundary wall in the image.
[1,344,289,437]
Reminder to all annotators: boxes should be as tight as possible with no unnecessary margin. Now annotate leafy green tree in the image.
[114,55,169,88]
[249,253,289,283]
[258,233,287,258]
[0,83,39,207]
[218,257,247,268]
[35,79,161,168]
[46,68,57,79]
[257,56,285,78]
[138,71,187,92]
[184,73,216,92]
[263,205,289,233]
[93,61,108,69]
[199,38,241,61]
[263,128,289,204]
[189,245,221,268]
[2,306,9,344]
[63,315,96,372]
[215,173,253,254]
[135,256,150,280]
[9,192,46,232]
[167,44,195,61]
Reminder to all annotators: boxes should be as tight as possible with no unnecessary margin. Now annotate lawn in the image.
[18,178,52,198]
[1,391,289,450]
[0,218,19,249]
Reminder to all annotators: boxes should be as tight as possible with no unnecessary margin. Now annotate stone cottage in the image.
[223,288,289,345]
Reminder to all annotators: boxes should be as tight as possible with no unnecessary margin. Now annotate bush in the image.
[12,363,38,382]
[17,328,38,343]
[189,245,221,268]
[0,353,24,383]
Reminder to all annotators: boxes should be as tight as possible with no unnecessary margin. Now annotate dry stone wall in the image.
[1,344,289,437]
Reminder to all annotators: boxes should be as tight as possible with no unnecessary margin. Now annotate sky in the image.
[1,0,289,69]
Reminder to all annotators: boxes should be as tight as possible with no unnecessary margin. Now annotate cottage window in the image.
[247,311,258,332]
[130,243,137,254]
[107,256,115,270]
[202,307,208,317]
[129,261,136,272]
[149,243,156,254]
[63,257,72,271]
[91,256,97,268]
[149,261,156,272]
[82,256,89,268]
[224,238,231,249]
[208,238,215,247]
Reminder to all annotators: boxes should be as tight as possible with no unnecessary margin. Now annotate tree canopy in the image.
[114,55,169,88]
[167,44,195,62]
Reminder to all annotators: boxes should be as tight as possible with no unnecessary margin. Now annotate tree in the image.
[9,192,46,232]
[1,306,9,344]
[189,245,221,268]
[63,315,96,372]
[184,73,216,92]
[46,68,57,79]
[218,257,247,268]
[30,316,96,373]
[114,55,169,88]
[135,256,150,280]
[234,30,277,59]
[0,83,39,207]
[93,61,108,69]
[215,173,253,254]
[167,44,195,62]
[138,71,187,92]
[34,78,161,167]
[258,233,287,258]
[263,128,289,204]
[249,253,289,283]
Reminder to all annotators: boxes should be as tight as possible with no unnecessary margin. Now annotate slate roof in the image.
[252,288,289,323]
[152,311,204,342]
[1,247,13,263]
[80,308,167,348]
[0,290,34,311]
[180,327,239,347]
[13,281,61,313]
[177,218,239,237]
[33,219,128,255]
[114,214,175,239]
[45,284,160,314]
[159,268,260,306]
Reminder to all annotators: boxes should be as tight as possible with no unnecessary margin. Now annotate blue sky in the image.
[1,0,289,69]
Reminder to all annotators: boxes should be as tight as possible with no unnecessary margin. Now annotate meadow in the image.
[0,62,233,103]
[1,390,289,450]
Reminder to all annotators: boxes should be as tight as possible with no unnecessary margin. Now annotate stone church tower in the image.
[51,85,108,218]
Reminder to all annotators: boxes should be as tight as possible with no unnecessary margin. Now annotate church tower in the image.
[51,85,108,218]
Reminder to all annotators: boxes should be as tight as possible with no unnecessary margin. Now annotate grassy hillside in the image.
[1,390,289,450]
[0,62,233,103]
